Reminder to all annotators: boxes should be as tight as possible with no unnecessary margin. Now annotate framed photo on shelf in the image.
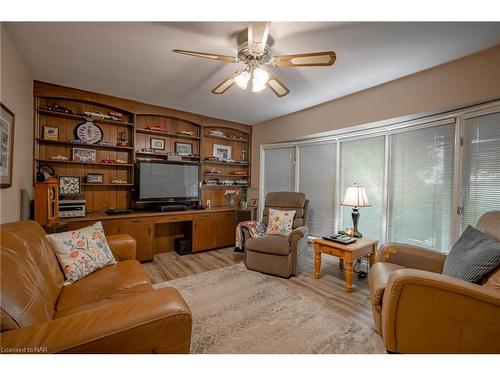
[250,198,258,208]
[86,173,104,184]
[213,144,231,160]
[0,103,15,188]
[43,126,59,141]
[150,138,165,150]
[58,176,81,196]
[175,142,193,156]
[72,147,96,163]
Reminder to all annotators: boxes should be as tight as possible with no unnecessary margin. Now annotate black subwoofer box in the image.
[175,238,192,255]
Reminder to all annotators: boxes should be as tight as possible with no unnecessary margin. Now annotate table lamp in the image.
[340,183,370,238]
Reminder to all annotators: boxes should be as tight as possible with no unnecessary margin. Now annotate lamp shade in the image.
[341,184,371,207]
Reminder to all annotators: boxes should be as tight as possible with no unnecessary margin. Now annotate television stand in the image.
[149,204,187,212]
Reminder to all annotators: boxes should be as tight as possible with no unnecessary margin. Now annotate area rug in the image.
[154,263,385,354]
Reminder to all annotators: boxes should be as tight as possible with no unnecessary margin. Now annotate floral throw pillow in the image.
[266,208,296,236]
[46,222,116,282]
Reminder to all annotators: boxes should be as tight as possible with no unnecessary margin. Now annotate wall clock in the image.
[75,121,103,144]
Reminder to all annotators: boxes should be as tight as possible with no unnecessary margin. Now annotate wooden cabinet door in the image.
[118,218,153,262]
[216,211,235,248]
[193,214,217,252]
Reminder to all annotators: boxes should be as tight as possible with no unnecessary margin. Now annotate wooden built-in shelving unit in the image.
[33,81,252,213]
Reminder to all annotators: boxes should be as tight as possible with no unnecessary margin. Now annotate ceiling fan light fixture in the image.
[253,67,269,84]
[252,78,266,93]
[234,70,251,89]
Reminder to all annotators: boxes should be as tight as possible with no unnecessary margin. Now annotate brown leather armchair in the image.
[369,211,500,353]
[0,220,192,353]
[243,192,309,278]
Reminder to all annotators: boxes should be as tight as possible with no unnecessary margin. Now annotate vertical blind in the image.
[298,142,336,236]
[388,123,455,252]
[340,136,385,242]
[263,147,295,197]
[461,111,500,231]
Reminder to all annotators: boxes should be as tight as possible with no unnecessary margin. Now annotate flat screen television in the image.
[135,160,200,203]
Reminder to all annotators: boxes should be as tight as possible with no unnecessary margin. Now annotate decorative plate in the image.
[75,121,103,144]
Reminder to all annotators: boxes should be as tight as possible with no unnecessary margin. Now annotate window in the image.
[339,136,385,242]
[263,146,295,196]
[298,142,336,236]
[461,111,500,230]
[388,123,455,251]
[260,101,500,249]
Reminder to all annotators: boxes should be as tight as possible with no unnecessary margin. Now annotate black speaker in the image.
[175,238,192,255]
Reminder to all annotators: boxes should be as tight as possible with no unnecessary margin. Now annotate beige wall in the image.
[0,24,33,223]
[250,45,500,199]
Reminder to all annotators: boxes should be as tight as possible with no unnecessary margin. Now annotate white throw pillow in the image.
[265,208,296,236]
[47,221,116,282]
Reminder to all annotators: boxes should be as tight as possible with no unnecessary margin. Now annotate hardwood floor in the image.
[142,245,375,330]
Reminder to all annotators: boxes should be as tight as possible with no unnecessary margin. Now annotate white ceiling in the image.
[5,22,500,125]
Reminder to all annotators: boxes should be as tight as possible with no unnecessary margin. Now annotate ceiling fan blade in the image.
[211,70,242,95]
[267,72,290,97]
[172,49,238,63]
[271,51,336,67]
[248,22,271,55]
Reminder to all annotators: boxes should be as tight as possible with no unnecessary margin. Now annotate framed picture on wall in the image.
[213,144,232,160]
[0,103,15,188]
[175,142,193,156]
[150,138,165,150]
[58,176,81,196]
[72,147,96,163]
[86,173,104,184]
[43,126,59,141]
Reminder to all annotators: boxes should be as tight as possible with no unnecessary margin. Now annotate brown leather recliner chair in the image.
[369,211,500,354]
[0,220,192,354]
[243,192,309,278]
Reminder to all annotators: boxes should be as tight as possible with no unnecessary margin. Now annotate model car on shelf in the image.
[220,179,234,185]
[141,148,154,153]
[206,168,222,174]
[97,141,114,147]
[108,111,124,121]
[204,156,221,161]
[204,179,220,185]
[111,179,128,184]
[50,155,69,160]
[235,180,249,185]
[224,159,236,163]
[84,111,112,120]
[179,130,195,136]
[146,125,166,132]
[115,159,128,164]
[101,158,116,164]
[233,171,247,175]
[208,129,225,137]
[44,105,74,114]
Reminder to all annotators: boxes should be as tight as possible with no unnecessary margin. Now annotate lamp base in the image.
[352,230,363,238]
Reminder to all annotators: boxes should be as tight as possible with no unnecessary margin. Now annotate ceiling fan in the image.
[173,22,336,97]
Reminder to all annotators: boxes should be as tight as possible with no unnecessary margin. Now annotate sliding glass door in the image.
[298,142,336,236]
[260,102,500,251]
[460,111,500,230]
[388,122,455,251]
[339,136,385,242]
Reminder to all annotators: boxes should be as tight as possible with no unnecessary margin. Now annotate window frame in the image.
[260,99,500,249]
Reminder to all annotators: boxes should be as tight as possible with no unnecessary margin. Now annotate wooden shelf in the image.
[82,183,133,187]
[37,109,135,127]
[36,138,134,151]
[136,128,201,140]
[36,159,134,167]
[204,134,249,143]
[202,184,249,188]
[202,160,250,167]
[135,151,200,159]
[204,173,249,177]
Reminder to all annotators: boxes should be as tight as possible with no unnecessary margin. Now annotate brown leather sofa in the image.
[0,220,192,354]
[369,211,500,353]
[243,192,309,278]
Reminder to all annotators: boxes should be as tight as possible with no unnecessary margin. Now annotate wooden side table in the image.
[313,237,378,293]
